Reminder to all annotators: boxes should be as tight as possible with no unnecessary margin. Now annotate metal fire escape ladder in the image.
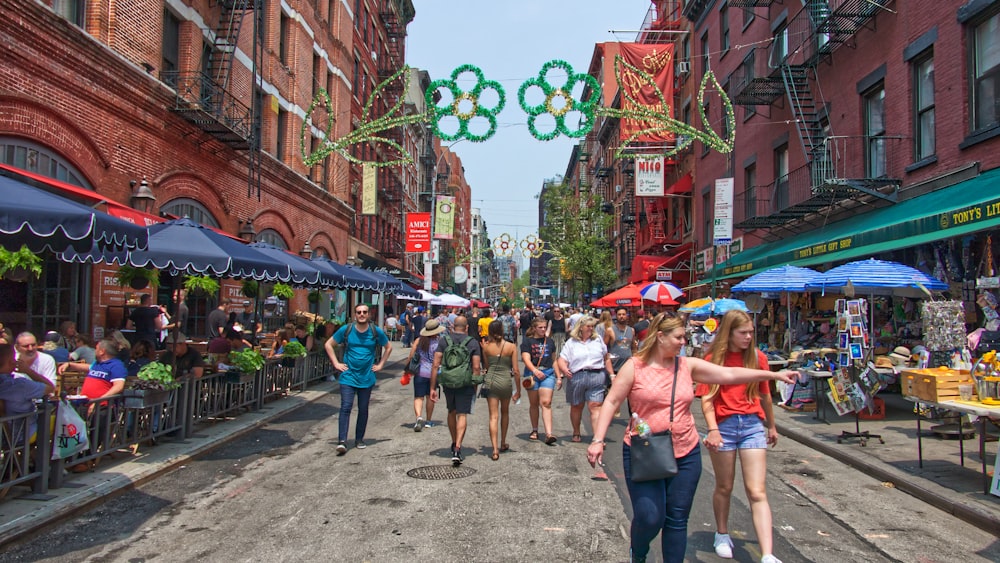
[209,0,252,92]
[647,200,666,241]
[780,65,826,162]
[247,1,264,199]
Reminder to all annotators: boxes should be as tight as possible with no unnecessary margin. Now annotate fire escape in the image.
[164,0,263,199]
[729,0,899,231]
[375,2,409,261]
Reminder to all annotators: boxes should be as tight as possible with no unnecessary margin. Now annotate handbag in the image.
[406,348,422,375]
[52,399,90,460]
[628,357,680,482]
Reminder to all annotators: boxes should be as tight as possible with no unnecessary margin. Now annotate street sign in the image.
[713,177,734,246]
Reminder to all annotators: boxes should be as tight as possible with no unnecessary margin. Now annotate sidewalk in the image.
[773,391,1000,533]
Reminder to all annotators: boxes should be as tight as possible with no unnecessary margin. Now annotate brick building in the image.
[0,0,429,336]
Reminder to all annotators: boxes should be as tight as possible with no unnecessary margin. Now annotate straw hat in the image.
[420,319,445,337]
[889,346,911,365]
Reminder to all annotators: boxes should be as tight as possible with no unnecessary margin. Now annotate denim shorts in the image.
[529,367,557,390]
[413,376,431,398]
[717,414,767,451]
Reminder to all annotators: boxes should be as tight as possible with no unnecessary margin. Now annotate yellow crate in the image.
[904,368,973,402]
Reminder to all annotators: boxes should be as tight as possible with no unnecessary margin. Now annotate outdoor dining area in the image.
[0,180,419,500]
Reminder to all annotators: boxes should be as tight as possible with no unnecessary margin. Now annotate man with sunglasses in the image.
[325,304,392,455]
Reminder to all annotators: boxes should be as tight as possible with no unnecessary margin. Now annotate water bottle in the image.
[632,412,651,438]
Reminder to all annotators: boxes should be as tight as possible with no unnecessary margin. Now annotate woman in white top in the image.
[557,315,615,442]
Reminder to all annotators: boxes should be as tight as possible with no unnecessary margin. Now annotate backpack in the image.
[337,323,384,364]
[500,314,518,343]
[438,334,476,388]
[519,311,533,330]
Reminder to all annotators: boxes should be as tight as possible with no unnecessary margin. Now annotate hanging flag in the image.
[617,43,676,143]
[405,212,431,252]
[361,163,377,215]
[434,195,455,240]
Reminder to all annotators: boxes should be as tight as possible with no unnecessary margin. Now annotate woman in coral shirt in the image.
[698,310,780,563]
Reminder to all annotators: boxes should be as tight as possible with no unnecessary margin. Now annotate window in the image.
[161,9,180,74]
[913,53,935,160]
[864,84,887,177]
[743,6,755,28]
[276,109,288,162]
[279,12,290,66]
[700,32,710,78]
[971,11,1000,131]
[353,56,360,97]
[313,53,322,100]
[744,163,756,220]
[53,0,85,27]
[201,41,213,78]
[255,229,287,249]
[720,3,730,55]
[701,99,710,156]
[702,191,712,247]
[0,138,90,188]
[773,24,788,64]
[160,198,219,227]
[774,144,788,212]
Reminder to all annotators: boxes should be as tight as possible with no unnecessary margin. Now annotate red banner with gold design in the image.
[617,43,675,142]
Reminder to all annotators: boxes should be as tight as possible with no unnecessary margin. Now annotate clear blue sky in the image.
[405,1,654,266]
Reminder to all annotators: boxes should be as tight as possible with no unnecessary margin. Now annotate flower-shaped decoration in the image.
[493,233,515,257]
[519,234,545,258]
[518,60,601,141]
[425,64,506,143]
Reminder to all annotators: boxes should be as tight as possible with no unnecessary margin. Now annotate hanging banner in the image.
[405,212,431,252]
[361,164,377,215]
[635,155,665,196]
[713,178,734,246]
[617,43,676,143]
[434,195,455,240]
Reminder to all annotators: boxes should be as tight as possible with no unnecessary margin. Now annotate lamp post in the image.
[425,139,465,291]
[129,176,156,214]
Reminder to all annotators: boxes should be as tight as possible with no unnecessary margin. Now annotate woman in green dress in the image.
[481,320,521,460]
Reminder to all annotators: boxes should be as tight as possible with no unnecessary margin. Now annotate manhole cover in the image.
[407,465,477,480]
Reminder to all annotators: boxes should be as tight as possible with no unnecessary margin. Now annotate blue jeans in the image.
[338,384,372,443]
[623,442,702,563]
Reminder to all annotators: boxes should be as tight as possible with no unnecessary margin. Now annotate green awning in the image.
[717,167,1000,279]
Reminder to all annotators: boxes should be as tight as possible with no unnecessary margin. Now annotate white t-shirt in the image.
[14,351,57,386]
[567,312,584,332]
[559,336,608,374]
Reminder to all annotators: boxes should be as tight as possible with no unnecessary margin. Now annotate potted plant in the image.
[0,245,43,282]
[242,280,259,298]
[280,340,308,367]
[307,290,322,304]
[272,282,295,300]
[115,266,160,290]
[124,361,178,407]
[227,347,265,384]
[184,275,219,297]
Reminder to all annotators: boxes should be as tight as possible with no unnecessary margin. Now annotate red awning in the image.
[666,172,692,196]
[629,243,692,284]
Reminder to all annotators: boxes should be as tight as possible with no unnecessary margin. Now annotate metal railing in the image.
[2,350,336,498]
[161,71,253,144]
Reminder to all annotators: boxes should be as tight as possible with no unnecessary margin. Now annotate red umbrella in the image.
[470,299,490,308]
[590,284,644,308]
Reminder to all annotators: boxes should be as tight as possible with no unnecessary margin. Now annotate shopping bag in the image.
[52,400,90,460]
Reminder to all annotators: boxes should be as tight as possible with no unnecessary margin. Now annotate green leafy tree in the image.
[538,180,616,304]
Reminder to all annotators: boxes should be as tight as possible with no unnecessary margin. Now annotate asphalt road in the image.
[2,373,998,562]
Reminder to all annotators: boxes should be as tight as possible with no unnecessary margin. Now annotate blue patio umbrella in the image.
[690,298,750,317]
[804,258,948,298]
[360,268,421,298]
[0,173,148,253]
[732,265,823,351]
[247,242,343,287]
[310,257,382,290]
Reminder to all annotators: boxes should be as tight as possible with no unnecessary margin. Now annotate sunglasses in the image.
[355,310,369,315]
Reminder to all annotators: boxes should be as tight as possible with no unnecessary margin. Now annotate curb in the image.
[777,424,1000,534]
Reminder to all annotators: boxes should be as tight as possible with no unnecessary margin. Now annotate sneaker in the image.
[355,440,367,449]
[415,417,425,432]
[336,442,347,456]
[451,448,463,465]
[423,421,434,428]
[760,555,782,563]
[714,533,734,559]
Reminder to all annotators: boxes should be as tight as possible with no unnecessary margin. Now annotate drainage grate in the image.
[407,465,477,480]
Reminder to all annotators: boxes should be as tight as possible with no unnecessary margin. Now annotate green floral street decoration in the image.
[518,60,601,141]
[301,65,428,169]
[425,64,506,143]
[598,55,736,159]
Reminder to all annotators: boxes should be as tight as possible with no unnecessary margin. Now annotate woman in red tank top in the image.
[698,310,781,563]
[585,313,798,563]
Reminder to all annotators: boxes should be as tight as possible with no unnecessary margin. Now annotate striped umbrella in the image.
[804,258,948,298]
[639,282,684,305]
[731,265,823,293]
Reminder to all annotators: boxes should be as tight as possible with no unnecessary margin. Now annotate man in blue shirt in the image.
[324,304,391,455]
[0,342,54,444]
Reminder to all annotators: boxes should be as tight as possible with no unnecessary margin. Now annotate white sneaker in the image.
[713,533,734,559]
[415,417,424,432]
[760,555,782,563]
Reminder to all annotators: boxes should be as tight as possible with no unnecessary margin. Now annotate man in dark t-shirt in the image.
[206,304,227,339]
[158,334,205,378]
[129,294,162,345]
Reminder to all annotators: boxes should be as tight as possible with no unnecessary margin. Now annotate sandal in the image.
[491,451,500,461]
[500,444,510,453]
[545,434,557,445]
[528,430,539,441]
[571,434,582,443]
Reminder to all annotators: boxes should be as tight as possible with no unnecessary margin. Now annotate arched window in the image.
[160,198,220,227]
[0,138,91,188]
[256,229,287,249]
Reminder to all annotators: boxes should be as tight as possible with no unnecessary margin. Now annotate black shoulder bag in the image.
[629,356,680,482]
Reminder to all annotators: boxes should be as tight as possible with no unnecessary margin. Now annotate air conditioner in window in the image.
[676,60,690,75]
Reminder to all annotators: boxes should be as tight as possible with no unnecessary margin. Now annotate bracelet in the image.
[707,428,720,433]
[591,439,606,445]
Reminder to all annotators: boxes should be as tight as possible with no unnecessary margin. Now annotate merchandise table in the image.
[805,370,834,423]
[903,396,1000,494]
